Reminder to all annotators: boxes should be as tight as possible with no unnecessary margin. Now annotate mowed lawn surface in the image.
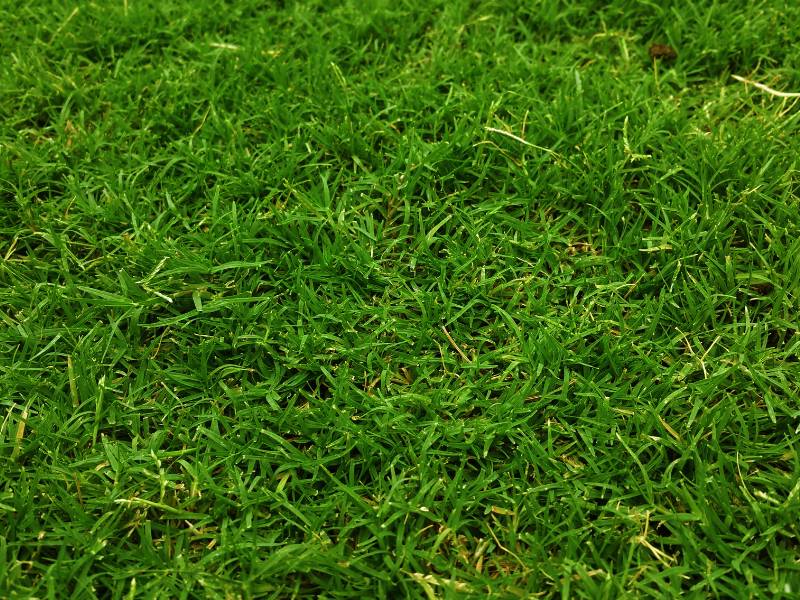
[2,0,800,597]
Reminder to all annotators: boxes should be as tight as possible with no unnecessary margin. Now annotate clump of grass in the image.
[2,0,800,597]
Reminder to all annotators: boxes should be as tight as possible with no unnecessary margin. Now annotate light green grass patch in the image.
[1,1,800,598]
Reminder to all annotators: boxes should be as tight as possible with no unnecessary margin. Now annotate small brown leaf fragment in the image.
[64,120,78,148]
[649,44,677,61]
[11,408,28,460]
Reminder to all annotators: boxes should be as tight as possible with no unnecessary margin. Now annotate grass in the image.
[1,0,800,597]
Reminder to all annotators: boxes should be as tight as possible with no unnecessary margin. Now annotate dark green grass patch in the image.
[2,0,800,598]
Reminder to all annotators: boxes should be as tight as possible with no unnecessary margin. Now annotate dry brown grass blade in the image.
[732,75,800,98]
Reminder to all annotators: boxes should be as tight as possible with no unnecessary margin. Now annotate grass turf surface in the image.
[2,0,800,597]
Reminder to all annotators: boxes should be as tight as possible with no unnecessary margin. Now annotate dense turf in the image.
[2,0,800,597]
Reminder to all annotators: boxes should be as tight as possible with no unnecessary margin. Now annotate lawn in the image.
[1,0,800,597]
